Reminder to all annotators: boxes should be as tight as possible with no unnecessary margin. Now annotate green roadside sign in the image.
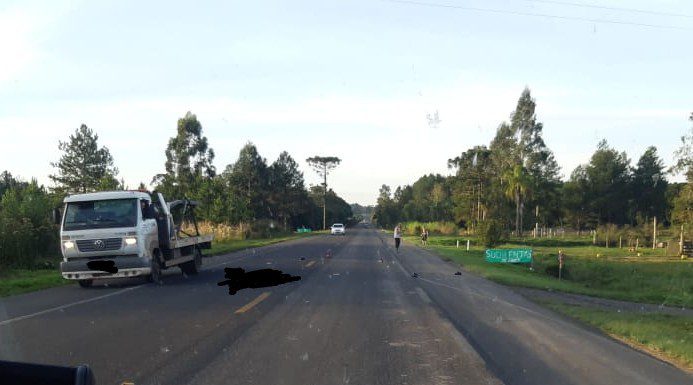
[485,248,532,263]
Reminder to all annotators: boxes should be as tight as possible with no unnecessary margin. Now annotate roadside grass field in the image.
[542,301,693,371]
[0,268,70,297]
[0,232,318,297]
[406,234,693,308]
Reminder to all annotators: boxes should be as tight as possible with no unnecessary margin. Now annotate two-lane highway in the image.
[0,228,690,385]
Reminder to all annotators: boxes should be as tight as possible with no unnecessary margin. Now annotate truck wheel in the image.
[148,257,163,284]
[181,248,202,275]
[78,279,93,288]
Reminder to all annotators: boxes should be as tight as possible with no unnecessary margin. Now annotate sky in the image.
[0,0,691,205]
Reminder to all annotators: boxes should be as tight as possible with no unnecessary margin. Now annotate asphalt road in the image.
[0,227,690,385]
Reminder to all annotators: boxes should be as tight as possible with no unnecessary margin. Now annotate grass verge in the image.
[206,232,317,255]
[542,301,693,371]
[0,232,318,297]
[408,235,692,308]
[0,269,69,297]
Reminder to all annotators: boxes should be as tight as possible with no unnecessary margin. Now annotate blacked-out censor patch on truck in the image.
[86,260,118,274]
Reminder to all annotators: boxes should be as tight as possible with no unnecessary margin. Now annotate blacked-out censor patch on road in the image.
[218,267,301,295]
[87,260,118,274]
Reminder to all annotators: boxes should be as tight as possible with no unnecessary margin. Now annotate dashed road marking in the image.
[235,292,271,314]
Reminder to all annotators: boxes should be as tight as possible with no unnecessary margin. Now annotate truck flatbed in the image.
[170,234,214,249]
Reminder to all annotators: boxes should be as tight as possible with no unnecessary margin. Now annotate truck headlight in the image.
[63,241,75,249]
[124,237,137,246]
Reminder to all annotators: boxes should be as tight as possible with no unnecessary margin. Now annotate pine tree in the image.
[49,124,118,193]
[153,111,215,198]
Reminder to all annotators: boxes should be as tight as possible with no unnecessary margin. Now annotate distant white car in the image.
[330,223,346,235]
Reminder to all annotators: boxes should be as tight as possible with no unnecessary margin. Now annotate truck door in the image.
[155,192,175,249]
[140,199,158,256]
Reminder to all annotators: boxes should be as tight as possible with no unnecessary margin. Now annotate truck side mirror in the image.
[53,208,62,225]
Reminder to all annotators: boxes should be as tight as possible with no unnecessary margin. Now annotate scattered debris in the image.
[411,273,419,278]
[298,257,306,261]
[454,271,462,276]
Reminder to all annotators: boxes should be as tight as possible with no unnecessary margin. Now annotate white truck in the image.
[56,190,213,287]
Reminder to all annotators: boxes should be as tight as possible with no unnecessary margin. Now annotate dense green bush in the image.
[478,219,503,247]
[0,178,61,269]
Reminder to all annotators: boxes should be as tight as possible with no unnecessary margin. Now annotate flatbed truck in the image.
[56,190,213,287]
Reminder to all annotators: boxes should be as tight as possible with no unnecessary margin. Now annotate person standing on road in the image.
[394,224,403,252]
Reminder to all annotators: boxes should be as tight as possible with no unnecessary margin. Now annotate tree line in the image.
[374,88,693,242]
[0,112,352,268]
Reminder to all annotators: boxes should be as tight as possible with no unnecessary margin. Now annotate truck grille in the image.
[76,238,122,252]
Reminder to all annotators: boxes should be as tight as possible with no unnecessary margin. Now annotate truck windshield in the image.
[63,199,138,231]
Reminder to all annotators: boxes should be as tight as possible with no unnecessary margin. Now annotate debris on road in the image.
[411,273,419,278]
[454,271,462,276]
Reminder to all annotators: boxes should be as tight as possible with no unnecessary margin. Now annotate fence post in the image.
[558,250,564,281]
[456,240,459,248]
[466,239,470,251]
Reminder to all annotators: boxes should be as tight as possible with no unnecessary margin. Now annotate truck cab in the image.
[58,190,212,287]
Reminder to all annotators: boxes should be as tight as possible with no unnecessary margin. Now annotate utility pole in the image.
[652,216,657,249]
[322,165,327,231]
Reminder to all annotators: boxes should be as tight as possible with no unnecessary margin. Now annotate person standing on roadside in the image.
[421,227,429,246]
[394,224,403,252]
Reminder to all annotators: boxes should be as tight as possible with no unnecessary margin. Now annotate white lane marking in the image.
[385,238,577,328]
[416,276,575,326]
[415,287,432,303]
[0,285,144,327]
[1,238,315,327]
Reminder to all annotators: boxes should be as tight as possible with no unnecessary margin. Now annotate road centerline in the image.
[235,292,271,314]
